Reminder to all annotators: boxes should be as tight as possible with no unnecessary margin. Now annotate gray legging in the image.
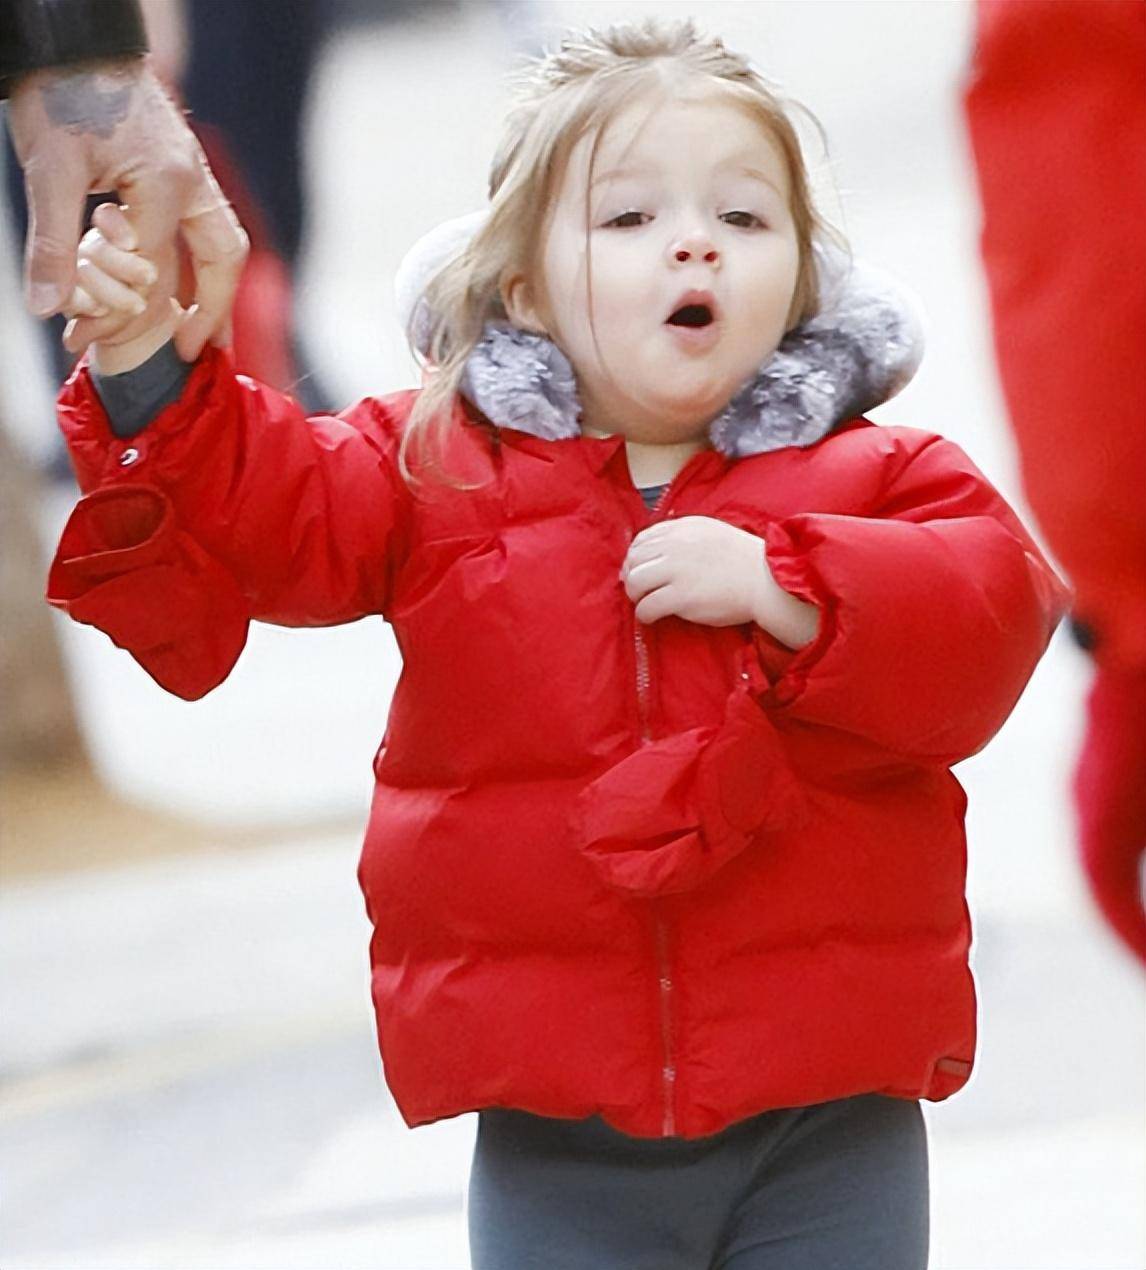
[467,1092,929,1269]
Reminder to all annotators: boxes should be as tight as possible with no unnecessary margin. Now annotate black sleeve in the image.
[90,339,194,439]
[0,0,148,98]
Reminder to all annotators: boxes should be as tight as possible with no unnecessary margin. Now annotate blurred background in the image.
[1,1,1142,1267]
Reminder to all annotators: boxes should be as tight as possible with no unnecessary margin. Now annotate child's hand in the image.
[62,202,185,375]
[620,516,820,648]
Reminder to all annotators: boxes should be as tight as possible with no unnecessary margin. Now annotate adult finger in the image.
[116,173,186,274]
[23,156,91,317]
[173,162,248,360]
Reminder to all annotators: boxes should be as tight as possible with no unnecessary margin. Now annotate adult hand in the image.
[6,56,247,360]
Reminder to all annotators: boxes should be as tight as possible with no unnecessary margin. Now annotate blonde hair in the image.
[400,15,848,491]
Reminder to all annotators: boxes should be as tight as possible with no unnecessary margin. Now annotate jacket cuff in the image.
[0,0,147,97]
[755,519,838,709]
[58,344,223,491]
[90,339,194,439]
[46,485,249,700]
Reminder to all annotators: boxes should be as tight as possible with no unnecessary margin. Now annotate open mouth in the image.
[664,289,721,331]
[666,303,715,328]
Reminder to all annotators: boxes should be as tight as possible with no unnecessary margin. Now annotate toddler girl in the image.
[47,17,1069,1270]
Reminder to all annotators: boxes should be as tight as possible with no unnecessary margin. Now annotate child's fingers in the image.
[74,257,148,318]
[90,201,138,252]
[78,227,158,291]
[63,309,146,355]
[62,299,149,354]
[64,285,109,319]
[62,290,179,356]
[63,206,179,359]
[63,311,132,354]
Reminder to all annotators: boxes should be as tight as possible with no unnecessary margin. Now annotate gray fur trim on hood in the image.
[394,210,927,458]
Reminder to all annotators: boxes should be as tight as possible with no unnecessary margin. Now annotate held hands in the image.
[620,516,820,650]
[63,202,198,375]
[6,60,247,359]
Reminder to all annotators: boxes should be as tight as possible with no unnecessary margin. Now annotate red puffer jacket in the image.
[48,345,1069,1139]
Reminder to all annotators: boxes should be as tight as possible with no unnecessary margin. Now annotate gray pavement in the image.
[1,835,474,1269]
[1,836,1142,1268]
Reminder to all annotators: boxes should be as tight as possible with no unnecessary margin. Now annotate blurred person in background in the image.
[139,0,342,413]
[963,0,1146,965]
[1,0,245,365]
[42,15,1069,1267]
[164,0,540,412]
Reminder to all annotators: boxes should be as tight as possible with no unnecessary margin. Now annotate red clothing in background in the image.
[964,0,1146,962]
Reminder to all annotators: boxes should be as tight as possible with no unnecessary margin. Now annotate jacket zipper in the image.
[631,480,677,1136]
[634,622,654,742]
[631,478,672,747]
[654,911,677,1136]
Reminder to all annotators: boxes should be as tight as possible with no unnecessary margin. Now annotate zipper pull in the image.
[737,641,771,695]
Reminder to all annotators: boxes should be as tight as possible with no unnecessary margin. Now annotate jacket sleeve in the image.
[0,0,148,96]
[573,428,1072,899]
[754,429,1072,765]
[47,344,413,700]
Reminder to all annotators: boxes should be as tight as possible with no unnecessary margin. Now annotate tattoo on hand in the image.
[41,67,133,140]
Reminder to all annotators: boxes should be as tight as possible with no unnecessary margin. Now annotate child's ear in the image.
[500,271,548,336]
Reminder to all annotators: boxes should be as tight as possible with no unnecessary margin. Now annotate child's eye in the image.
[604,209,767,229]
[602,211,650,229]
[722,211,767,229]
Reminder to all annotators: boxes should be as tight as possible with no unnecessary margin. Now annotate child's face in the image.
[505,88,801,446]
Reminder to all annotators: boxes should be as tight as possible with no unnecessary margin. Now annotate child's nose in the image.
[672,239,720,265]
